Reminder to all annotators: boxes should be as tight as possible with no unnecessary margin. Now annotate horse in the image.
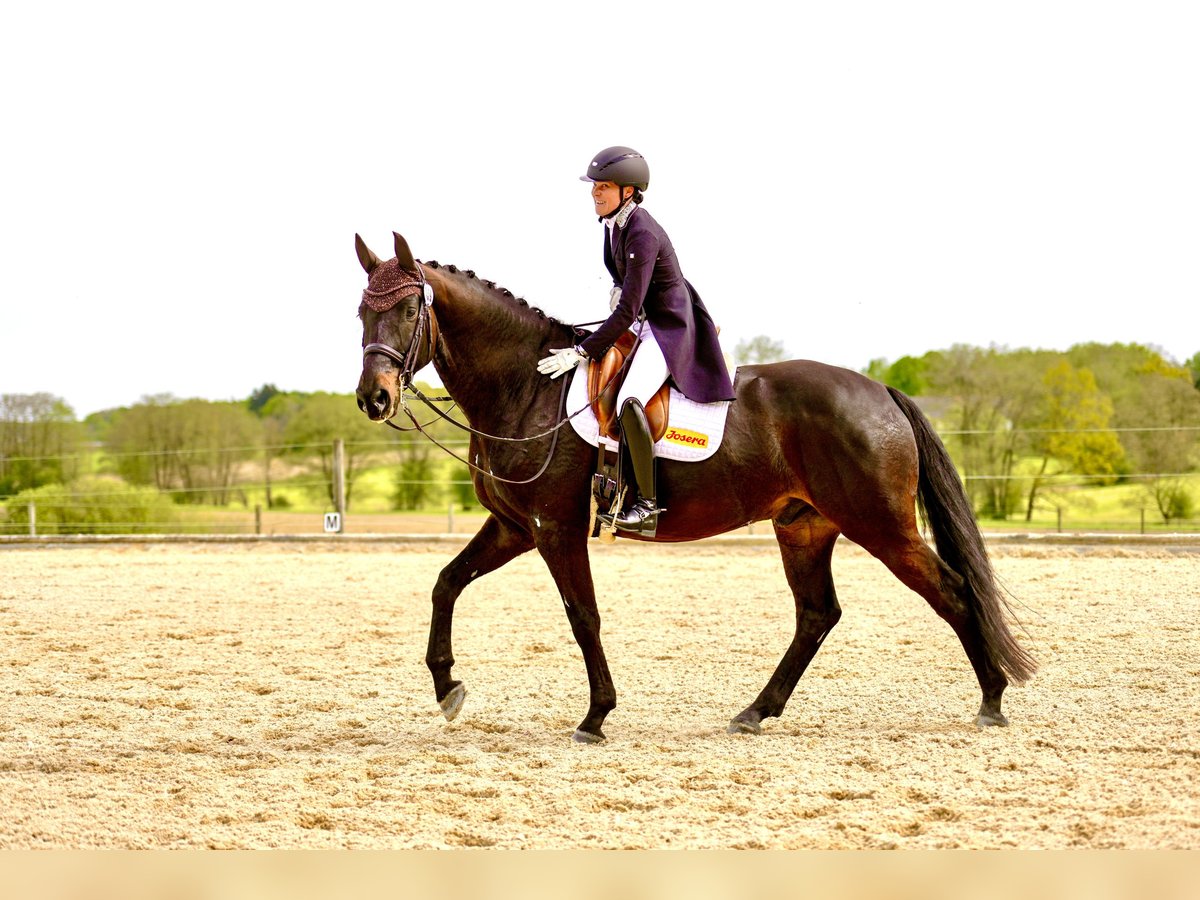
[354,232,1036,743]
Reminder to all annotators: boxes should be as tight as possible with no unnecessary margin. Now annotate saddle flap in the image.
[586,332,670,442]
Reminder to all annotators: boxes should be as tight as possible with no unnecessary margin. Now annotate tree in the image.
[0,393,82,495]
[180,401,262,505]
[1185,352,1200,391]
[106,394,179,489]
[392,439,437,510]
[1023,361,1124,521]
[247,383,281,415]
[926,346,1026,518]
[1121,372,1200,523]
[865,353,938,396]
[446,462,478,511]
[734,335,787,366]
[105,396,262,504]
[280,392,387,510]
[1067,343,1200,522]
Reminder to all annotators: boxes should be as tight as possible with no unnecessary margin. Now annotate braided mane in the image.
[423,260,568,328]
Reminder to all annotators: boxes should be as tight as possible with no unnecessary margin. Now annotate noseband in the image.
[362,263,439,388]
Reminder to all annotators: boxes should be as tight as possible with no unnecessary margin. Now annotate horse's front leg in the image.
[428,514,533,721]
[535,528,615,743]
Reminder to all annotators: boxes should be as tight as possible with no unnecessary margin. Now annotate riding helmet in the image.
[580,146,650,190]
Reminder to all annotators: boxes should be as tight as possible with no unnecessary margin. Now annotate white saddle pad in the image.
[565,364,731,462]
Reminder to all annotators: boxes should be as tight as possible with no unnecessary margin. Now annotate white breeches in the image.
[616,325,670,409]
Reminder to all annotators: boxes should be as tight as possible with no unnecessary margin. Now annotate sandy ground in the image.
[1,538,1197,849]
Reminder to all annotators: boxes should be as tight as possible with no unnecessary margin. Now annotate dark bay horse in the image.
[354,232,1036,743]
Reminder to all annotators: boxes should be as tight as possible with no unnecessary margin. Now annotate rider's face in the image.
[591,181,626,218]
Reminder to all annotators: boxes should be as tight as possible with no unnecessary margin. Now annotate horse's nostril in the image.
[372,389,389,415]
[356,395,367,413]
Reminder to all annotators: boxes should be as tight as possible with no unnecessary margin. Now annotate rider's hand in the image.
[537,347,586,379]
[608,286,622,311]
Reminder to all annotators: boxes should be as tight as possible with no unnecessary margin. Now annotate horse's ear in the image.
[392,232,418,273]
[355,234,382,275]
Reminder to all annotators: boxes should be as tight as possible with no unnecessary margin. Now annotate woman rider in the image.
[537,146,735,533]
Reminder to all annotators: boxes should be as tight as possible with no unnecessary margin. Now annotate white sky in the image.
[2,2,1197,418]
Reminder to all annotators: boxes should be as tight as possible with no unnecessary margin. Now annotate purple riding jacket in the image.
[577,206,736,404]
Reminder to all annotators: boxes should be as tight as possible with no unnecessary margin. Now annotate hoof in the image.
[572,728,605,744]
[439,683,466,722]
[727,715,762,736]
[975,709,1009,728]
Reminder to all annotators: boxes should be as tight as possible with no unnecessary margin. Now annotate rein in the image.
[363,269,642,485]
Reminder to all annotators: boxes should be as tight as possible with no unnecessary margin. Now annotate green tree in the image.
[0,393,82,495]
[106,394,186,489]
[247,383,282,415]
[105,396,262,504]
[1122,371,1200,523]
[734,335,787,366]
[181,401,262,505]
[446,462,478,511]
[381,381,469,511]
[281,392,388,509]
[392,440,437,510]
[1023,361,1124,520]
[1185,351,1200,391]
[926,345,1027,518]
[865,353,937,395]
[1067,343,1200,521]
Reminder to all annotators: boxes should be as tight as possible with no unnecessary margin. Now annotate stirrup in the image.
[613,498,663,532]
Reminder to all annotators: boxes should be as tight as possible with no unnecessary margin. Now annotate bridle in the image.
[361,266,630,486]
[362,263,439,391]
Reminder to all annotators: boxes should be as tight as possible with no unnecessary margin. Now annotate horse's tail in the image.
[887,387,1037,684]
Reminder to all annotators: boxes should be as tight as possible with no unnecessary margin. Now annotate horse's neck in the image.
[429,274,562,426]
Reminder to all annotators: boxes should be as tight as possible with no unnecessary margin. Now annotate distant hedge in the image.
[3,475,177,534]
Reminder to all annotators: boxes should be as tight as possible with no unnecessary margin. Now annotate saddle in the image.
[586,331,670,442]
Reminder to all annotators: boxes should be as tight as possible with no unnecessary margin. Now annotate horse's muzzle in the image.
[356,368,398,421]
[357,387,393,420]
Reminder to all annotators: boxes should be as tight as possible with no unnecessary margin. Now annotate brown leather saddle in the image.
[586,331,670,442]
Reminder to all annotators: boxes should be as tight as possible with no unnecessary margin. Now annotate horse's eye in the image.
[404,306,417,320]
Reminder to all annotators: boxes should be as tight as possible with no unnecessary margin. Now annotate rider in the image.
[537,146,735,533]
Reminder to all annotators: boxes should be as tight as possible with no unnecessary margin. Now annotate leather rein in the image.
[363,268,627,486]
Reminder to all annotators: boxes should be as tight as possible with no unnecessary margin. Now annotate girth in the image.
[586,331,670,442]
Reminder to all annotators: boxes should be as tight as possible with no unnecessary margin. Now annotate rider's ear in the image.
[393,232,418,273]
[355,234,382,275]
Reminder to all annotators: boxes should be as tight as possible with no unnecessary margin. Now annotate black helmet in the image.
[580,146,650,191]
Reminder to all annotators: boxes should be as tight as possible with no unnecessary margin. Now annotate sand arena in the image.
[1,538,1197,849]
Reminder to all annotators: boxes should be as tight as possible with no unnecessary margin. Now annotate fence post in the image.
[332,439,346,534]
[29,502,36,537]
[1140,508,1145,535]
[1056,508,1062,533]
[255,504,262,535]
[447,503,455,534]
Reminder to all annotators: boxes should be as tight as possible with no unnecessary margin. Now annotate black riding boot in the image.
[612,398,663,534]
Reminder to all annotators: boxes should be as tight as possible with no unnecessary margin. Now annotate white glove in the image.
[537,346,586,379]
[608,285,622,311]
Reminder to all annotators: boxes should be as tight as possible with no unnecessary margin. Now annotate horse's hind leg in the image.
[729,516,842,735]
[427,514,534,721]
[872,536,1009,727]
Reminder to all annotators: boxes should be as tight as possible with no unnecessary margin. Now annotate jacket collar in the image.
[603,200,638,231]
